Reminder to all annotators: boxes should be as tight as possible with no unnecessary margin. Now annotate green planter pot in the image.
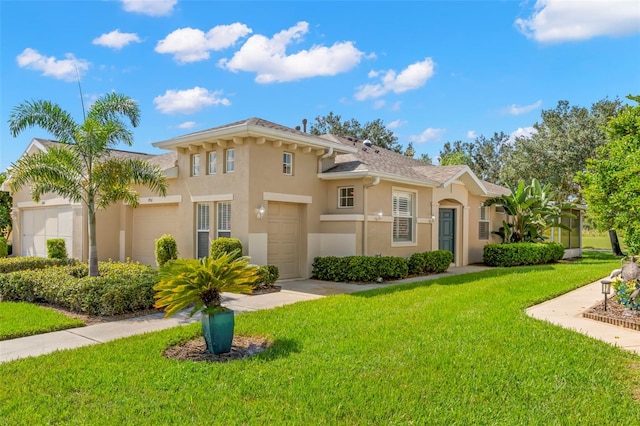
[201,310,235,354]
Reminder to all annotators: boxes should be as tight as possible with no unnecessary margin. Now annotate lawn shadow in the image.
[257,338,301,361]
[348,265,558,299]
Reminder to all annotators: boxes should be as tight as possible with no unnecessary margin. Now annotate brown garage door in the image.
[132,205,178,266]
[267,202,301,279]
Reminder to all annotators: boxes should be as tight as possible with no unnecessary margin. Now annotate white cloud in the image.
[503,100,542,116]
[16,48,90,82]
[391,101,402,111]
[121,0,177,17]
[219,21,364,83]
[93,30,141,50]
[355,57,435,100]
[177,121,197,129]
[509,126,538,142]
[409,127,446,144]
[516,0,640,43]
[153,87,231,114]
[156,23,252,63]
[387,119,407,129]
[373,100,386,109]
[467,130,477,139]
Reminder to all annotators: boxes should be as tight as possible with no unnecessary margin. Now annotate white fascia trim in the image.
[321,214,365,221]
[139,195,183,205]
[191,194,234,203]
[318,171,439,188]
[417,218,435,224]
[153,122,357,154]
[264,192,312,204]
[17,198,77,208]
[440,166,487,196]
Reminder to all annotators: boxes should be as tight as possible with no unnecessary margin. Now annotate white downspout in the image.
[318,147,334,173]
[363,176,380,255]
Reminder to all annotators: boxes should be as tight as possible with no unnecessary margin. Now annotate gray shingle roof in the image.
[320,134,509,195]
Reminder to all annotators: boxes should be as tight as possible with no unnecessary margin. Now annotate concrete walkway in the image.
[2,264,638,363]
[527,280,640,355]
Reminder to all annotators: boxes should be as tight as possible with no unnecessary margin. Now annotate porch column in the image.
[462,206,470,266]
[431,202,439,251]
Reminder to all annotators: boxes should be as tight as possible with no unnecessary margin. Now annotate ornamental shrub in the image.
[483,242,565,267]
[210,238,243,260]
[47,238,68,260]
[613,278,640,310]
[408,252,428,275]
[0,237,8,258]
[0,260,158,315]
[0,256,75,274]
[312,255,408,282]
[254,265,279,289]
[425,250,454,273]
[155,234,178,267]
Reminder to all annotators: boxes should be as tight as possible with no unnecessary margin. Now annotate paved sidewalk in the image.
[526,280,640,355]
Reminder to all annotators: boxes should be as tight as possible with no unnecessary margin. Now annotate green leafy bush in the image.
[0,257,75,274]
[613,278,640,310]
[483,242,565,267]
[155,234,178,267]
[0,261,158,315]
[408,252,428,275]
[210,238,243,260]
[425,250,454,273]
[254,265,279,289]
[312,256,409,282]
[0,237,8,258]
[47,238,68,259]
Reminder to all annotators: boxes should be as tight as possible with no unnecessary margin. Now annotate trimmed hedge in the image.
[312,256,408,282]
[0,237,8,258]
[0,257,76,274]
[408,250,453,275]
[254,265,280,289]
[483,242,565,267]
[47,238,68,260]
[0,260,158,316]
[210,238,243,260]
[155,234,178,267]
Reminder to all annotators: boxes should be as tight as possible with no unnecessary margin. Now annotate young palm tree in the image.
[8,93,167,276]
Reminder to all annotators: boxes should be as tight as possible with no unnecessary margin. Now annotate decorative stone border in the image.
[583,312,640,332]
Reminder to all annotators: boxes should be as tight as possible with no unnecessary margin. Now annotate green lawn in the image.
[1,253,639,424]
[0,302,85,341]
[582,230,627,250]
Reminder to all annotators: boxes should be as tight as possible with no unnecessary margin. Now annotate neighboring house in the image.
[4,118,580,278]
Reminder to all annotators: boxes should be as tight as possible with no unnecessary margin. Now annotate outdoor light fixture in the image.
[376,209,383,220]
[601,279,612,311]
[257,204,266,220]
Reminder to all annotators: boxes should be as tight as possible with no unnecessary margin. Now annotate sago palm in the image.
[7,93,167,276]
[154,251,258,317]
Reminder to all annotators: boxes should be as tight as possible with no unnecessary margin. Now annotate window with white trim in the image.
[479,205,490,240]
[283,152,293,175]
[217,202,231,238]
[393,191,415,243]
[225,149,235,173]
[196,204,209,258]
[208,151,216,175]
[191,154,200,177]
[338,187,354,208]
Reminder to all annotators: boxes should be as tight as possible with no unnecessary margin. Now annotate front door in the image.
[439,208,456,259]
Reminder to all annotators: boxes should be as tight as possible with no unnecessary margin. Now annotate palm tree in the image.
[8,93,167,276]
[484,179,575,243]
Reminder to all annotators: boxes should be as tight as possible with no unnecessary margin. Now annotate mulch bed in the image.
[163,335,272,362]
[583,298,640,332]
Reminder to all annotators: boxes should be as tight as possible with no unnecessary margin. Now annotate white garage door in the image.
[267,202,301,279]
[132,205,178,266]
[22,206,74,258]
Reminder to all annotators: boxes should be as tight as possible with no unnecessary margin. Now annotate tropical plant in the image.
[7,93,167,276]
[0,172,12,239]
[153,250,257,318]
[484,179,574,243]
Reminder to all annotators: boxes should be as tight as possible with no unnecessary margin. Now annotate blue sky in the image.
[1,0,639,170]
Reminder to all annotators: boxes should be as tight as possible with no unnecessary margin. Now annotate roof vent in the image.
[363,139,372,147]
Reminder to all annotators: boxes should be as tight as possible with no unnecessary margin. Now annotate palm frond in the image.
[8,100,78,142]
[88,93,140,128]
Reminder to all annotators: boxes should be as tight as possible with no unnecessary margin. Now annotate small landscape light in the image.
[601,279,612,311]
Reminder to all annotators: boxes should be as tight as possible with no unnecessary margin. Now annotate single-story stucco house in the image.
[3,118,582,278]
